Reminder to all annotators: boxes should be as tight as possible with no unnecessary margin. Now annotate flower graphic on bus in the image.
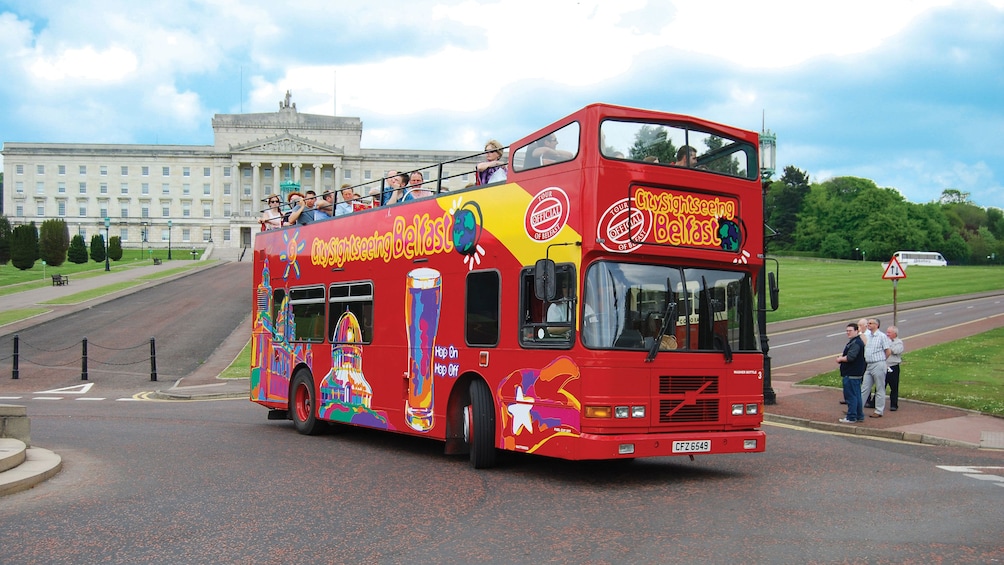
[450,198,486,270]
[278,230,305,280]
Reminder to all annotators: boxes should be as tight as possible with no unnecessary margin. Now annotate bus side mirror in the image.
[768,271,779,311]
[534,259,556,301]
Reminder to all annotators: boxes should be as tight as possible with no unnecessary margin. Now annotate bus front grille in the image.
[658,375,720,423]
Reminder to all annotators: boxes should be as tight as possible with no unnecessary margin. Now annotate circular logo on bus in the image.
[524,187,570,242]
[598,198,652,253]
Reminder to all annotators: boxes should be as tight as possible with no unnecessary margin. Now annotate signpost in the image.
[882,256,907,326]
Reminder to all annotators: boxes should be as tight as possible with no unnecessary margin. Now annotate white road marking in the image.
[36,383,94,394]
[0,396,23,400]
[937,466,1004,488]
[32,397,62,400]
[772,339,809,349]
[76,397,106,401]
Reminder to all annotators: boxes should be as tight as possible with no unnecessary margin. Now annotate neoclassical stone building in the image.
[2,94,478,255]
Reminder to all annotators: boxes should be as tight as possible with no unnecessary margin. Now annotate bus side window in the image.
[466,271,500,346]
[519,264,575,346]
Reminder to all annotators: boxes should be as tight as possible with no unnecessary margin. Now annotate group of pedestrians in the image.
[837,317,905,424]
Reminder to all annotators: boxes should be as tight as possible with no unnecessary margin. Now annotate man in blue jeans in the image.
[837,322,866,423]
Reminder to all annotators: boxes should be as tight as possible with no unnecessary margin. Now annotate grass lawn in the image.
[799,326,1004,416]
[767,257,1003,322]
[218,340,252,380]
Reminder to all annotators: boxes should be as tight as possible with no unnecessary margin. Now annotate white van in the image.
[892,251,948,266]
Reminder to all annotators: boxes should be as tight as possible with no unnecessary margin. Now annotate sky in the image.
[1,0,1002,209]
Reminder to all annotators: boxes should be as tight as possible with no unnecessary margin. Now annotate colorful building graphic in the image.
[318,311,390,429]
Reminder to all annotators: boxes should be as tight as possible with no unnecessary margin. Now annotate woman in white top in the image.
[259,194,283,231]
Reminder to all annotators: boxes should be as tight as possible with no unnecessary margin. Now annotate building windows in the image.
[203,167,211,177]
[58,182,66,194]
[264,169,272,179]
[162,229,170,242]
[58,165,66,175]
[343,169,352,180]
[121,183,129,194]
[79,165,87,175]
[120,228,128,241]
[37,164,45,174]
[15,205,23,217]
[243,184,252,197]
[141,206,149,218]
[243,168,251,178]
[15,164,24,174]
[142,166,150,176]
[182,202,191,217]
[182,183,190,195]
[162,205,170,217]
[141,183,149,195]
[37,203,45,216]
[121,165,129,175]
[182,228,191,242]
[15,181,24,193]
[223,229,231,242]
[58,202,66,216]
[100,165,107,176]
[303,169,313,179]
[203,203,211,217]
[223,166,231,177]
[79,182,87,194]
[223,183,231,196]
[121,207,129,218]
[36,182,45,194]
[100,183,108,194]
[324,170,332,179]
[202,228,212,242]
[99,206,108,218]
[364,170,372,180]
[162,183,170,195]
[79,205,87,217]
[242,203,252,217]
[203,183,210,195]
[223,203,231,216]
[183,167,191,177]
[162,166,170,176]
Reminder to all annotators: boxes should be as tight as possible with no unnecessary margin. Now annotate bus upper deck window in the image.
[513,122,580,172]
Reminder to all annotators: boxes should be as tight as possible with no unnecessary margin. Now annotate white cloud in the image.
[28,45,138,83]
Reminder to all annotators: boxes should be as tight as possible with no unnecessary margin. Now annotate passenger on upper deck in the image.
[525,134,574,168]
[403,172,433,201]
[335,185,356,216]
[673,145,698,167]
[259,194,283,231]
[282,192,303,226]
[314,189,334,220]
[476,139,508,185]
[369,170,404,206]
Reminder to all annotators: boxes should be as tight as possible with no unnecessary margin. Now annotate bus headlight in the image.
[746,403,759,415]
[732,403,744,416]
[614,406,630,419]
[744,439,758,450]
[631,405,646,418]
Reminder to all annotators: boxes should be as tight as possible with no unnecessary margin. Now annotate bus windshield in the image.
[600,119,758,180]
[582,261,759,353]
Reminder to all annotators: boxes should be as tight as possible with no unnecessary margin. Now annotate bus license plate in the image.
[672,440,711,453]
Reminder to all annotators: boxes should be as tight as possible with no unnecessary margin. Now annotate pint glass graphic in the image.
[405,268,442,432]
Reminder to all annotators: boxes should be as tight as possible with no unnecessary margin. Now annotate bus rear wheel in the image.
[290,370,322,435]
[465,379,497,469]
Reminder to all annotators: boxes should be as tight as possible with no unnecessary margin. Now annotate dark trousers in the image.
[886,364,900,408]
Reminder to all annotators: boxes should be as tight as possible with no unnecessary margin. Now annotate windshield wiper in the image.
[645,300,678,363]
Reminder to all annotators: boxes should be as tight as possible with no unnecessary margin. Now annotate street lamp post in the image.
[167,220,173,260]
[104,217,111,272]
[758,120,777,405]
[141,221,148,260]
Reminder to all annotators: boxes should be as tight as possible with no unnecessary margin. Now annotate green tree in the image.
[938,189,969,204]
[629,125,677,163]
[0,215,11,265]
[89,234,106,263]
[985,207,1004,240]
[765,166,810,248]
[67,234,89,264]
[941,232,970,264]
[39,218,70,267]
[10,223,38,270]
[108,235,123,261]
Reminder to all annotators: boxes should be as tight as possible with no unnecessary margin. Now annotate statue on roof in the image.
[280,90,293,110]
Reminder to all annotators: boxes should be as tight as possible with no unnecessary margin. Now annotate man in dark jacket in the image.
[837,322,866,423]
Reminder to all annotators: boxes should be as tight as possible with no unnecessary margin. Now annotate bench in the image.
[51,274,69,286]
[153,258,162,265]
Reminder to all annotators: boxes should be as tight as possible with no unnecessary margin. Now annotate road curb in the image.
[763,413,981,449]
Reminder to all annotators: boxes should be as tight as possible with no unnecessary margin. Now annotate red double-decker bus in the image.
[251,103,773,468]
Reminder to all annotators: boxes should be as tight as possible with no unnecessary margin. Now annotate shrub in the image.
[67,234,89,264]
[108,236,123,261]
[39,218,70,267]
[89,234,106,263]
[10,223,39,270]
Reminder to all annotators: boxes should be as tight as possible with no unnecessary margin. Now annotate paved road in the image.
[2,399,1002,564]
[0,262,251,393]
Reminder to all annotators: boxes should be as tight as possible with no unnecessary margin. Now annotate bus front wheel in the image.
[290,370,321,436]
[465,379,497,469]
